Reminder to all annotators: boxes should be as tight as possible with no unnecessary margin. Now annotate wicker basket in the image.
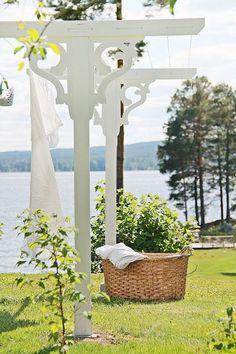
[102,251,191,300]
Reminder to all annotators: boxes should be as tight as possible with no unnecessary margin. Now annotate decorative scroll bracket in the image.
[29,44,68,105]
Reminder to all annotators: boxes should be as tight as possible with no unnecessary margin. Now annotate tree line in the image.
[158,76,236,227]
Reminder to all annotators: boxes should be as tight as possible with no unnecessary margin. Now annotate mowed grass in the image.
[0,249,235,354]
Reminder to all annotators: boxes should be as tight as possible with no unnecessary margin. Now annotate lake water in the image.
[0,171,221,273]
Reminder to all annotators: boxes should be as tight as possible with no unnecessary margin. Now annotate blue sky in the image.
[0,0,235,151]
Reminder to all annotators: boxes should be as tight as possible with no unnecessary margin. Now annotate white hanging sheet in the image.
[29,69,63,218]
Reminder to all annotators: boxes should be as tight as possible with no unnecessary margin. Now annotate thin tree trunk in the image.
[194,172,199,225]
[183,177,188,221]
[225,128,230,221]
[217,137,224,221]
[195,116,205,227]
[198,161,205,227]
[116,0,124,191]
[117,124,124,190]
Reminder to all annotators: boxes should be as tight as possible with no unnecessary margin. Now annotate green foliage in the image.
[4,1,60,69]
[15,20,61,70]
[208,306,236,352]
[91,181,194,272]
[46,0,116,21]
[134,193,194,253]
[15,209,87,354]
[0,223,3,239]
[200,225,236,237]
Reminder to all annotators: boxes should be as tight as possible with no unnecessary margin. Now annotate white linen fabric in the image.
[29,69,63,217]
[96,242,147,269]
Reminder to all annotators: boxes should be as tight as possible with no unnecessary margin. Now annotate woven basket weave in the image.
[102,252,191,300]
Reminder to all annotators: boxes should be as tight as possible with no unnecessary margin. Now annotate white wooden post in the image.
[103,81,120,245]
[67,37,92,337]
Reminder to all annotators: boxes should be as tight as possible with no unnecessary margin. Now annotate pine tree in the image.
[208,84,236,221]
[158,77,211,226]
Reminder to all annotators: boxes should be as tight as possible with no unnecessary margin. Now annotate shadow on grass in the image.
[221,272,236,277]
[92,295,181,306]
[0,297,38,333]
[33,346,55,354]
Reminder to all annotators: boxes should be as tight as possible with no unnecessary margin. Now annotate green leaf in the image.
[15,277,24,287]
[17,37,28,43]
[39,46,47,59]
[38,1,44,7]
[18,61,25,71]
[28,28,39,41]
[48,43,60,55]
[38,281,45,289]
[50,322,61,333]
[16,260,26,267]
[169,0,177,15]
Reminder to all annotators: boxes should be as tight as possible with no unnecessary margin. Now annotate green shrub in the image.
[208,306,236,352]
[91,182,194,272]
[134,193,194,253]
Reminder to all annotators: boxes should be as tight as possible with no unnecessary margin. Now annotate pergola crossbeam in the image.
[0,19,204,39]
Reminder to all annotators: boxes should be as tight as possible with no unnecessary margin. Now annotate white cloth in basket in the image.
[96,243,147,269]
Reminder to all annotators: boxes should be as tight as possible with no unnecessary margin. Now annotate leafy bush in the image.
[91,182,194,272]
[134,194,194,253]
[208,306,236,352]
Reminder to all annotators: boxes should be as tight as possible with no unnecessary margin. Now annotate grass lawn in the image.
[0,249,235,354]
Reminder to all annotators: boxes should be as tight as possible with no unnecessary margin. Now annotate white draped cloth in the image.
[29,69,63,218]
[96,243,147,269]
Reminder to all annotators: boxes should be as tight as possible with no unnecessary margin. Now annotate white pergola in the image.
[0,18,204,336]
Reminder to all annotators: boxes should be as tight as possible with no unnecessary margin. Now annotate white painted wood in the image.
[67,37,92,337]
[103,82,120,245]
[0,19,204,38]
[118,68,197,83]
[45,68,197,83]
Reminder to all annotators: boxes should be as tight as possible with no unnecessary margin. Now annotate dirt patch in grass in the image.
[77,332,117,345]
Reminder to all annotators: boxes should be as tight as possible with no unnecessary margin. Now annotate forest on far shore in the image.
[0,141,160,173]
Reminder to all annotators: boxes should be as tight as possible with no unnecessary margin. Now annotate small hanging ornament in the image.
[0,76,14,106]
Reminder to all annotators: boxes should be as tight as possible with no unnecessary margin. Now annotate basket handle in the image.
[180,246,192,256]
[0,79,9,95]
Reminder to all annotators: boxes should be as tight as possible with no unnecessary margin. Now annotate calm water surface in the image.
[0,171,220,272]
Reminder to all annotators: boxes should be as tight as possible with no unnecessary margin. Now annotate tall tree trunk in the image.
[116,0,124,191]
[183,177,188,221]
[198,161,205,227]
[194,171,199,225]
[195,116,205,227]
[225,128,230,221]
[217,136,224,222]
[117,124,124,190]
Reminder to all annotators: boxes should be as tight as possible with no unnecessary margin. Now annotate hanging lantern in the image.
[0,77,14,106]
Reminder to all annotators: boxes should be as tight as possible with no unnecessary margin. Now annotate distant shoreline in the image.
[0,141,161,173]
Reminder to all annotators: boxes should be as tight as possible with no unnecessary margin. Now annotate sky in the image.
[0,0,235,151]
